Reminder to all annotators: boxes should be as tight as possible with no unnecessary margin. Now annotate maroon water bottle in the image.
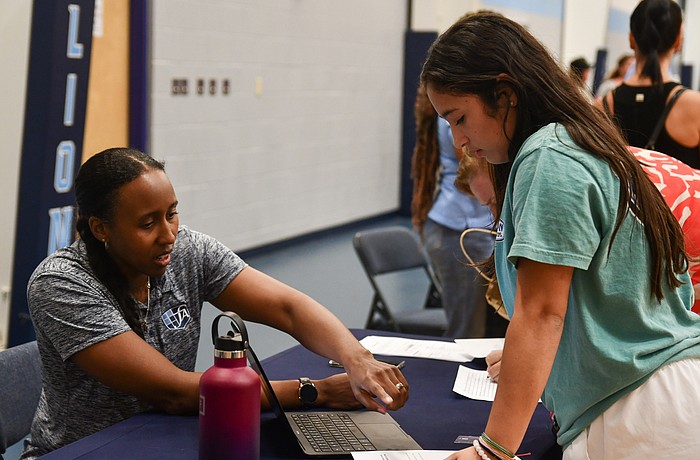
[199,312,261,460]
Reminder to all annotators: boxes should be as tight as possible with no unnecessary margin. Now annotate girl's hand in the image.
[445,446,482,459]
[485,349,503,382]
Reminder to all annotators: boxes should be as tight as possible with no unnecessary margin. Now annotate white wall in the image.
[150,0,407,252]
[562,0,609,69]
[597,0,638,81]
[411,0,480,32]
[483,0,565,57]
[684,0,700,90]
[410,0,565,57]
[0,1,32,349]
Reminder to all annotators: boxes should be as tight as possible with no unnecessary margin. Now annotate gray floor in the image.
[195,213,418,371]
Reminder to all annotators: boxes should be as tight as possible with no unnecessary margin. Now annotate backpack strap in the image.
[646,87,687,150]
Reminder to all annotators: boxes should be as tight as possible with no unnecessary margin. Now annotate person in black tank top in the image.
[598,0,700,168]
[610,82,698,167]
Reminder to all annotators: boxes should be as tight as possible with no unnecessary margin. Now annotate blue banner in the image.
[9,1,94,346]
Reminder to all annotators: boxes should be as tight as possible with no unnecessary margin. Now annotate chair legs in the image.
[365,295,399,332]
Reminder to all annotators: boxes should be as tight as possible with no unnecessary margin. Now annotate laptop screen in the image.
[247,344,290,422]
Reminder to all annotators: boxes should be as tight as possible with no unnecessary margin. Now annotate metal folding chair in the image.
[353,226,448,336]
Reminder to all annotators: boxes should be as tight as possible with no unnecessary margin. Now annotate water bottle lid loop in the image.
[211,312,249,353]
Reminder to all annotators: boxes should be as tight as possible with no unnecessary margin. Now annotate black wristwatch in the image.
[298,377,318,407]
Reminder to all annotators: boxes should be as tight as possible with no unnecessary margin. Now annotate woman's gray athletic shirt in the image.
[21,226,245,459]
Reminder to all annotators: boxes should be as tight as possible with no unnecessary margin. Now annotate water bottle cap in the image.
[210,312,251,359]
[214,332,246,352]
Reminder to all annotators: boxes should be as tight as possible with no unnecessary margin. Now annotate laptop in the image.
[247,345,422,456]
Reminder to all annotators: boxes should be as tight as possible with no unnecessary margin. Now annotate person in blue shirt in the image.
[411,85,496,338]
[421,11,700,459]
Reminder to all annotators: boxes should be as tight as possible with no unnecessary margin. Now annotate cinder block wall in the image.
[150,0,407,252]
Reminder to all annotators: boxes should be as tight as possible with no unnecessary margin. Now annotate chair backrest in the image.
[353,226,430,277]
[353,226,446,334]
[0,340,42,454]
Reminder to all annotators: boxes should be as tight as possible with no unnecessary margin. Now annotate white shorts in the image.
[563,358,700,460]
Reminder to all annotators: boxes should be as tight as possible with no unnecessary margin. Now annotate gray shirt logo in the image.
[162,305,191,330]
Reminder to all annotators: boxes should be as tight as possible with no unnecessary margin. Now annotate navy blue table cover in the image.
[41,329,562,459]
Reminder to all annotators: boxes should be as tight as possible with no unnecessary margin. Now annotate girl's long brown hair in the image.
[410,85,440,236]
[420,11,687,301]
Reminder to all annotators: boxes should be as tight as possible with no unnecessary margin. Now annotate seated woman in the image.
[21,148,409,459]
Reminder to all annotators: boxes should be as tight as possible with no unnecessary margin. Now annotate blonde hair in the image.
[454,153,490,196]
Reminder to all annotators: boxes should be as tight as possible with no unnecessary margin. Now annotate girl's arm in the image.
[447,258,572,459]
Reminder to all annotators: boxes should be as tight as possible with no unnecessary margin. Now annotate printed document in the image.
[452,365,497,401]
[453,337,504,358]
[452,365,541,403]
[359,336,473,362]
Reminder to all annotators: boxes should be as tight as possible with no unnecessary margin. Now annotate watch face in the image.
[300,383,318,403]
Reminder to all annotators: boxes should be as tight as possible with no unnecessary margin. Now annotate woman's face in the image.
[99,169,179,286]
[426,86,515,164]
[619,57,634,78]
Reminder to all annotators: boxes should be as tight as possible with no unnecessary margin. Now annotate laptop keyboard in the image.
[291,413,377,453]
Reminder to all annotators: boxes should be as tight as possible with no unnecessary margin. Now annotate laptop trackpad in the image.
[359,424,418,450]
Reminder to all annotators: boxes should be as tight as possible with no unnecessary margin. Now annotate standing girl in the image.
[421,11,700,459]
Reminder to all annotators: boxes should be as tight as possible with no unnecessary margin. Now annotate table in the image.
[42,330,562,459]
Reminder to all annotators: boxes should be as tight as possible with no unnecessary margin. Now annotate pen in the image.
[329,359,406,369]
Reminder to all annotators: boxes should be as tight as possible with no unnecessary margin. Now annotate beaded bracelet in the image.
[472,439,497,460]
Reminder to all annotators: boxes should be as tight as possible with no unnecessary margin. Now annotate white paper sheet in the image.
[359,336,473,363]
[452,365,541,403]
[453,338,504,359]
[452,365,497,401]
[352,451,456,460]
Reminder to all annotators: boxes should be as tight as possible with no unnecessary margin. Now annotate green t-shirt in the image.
[495,123,700,447]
